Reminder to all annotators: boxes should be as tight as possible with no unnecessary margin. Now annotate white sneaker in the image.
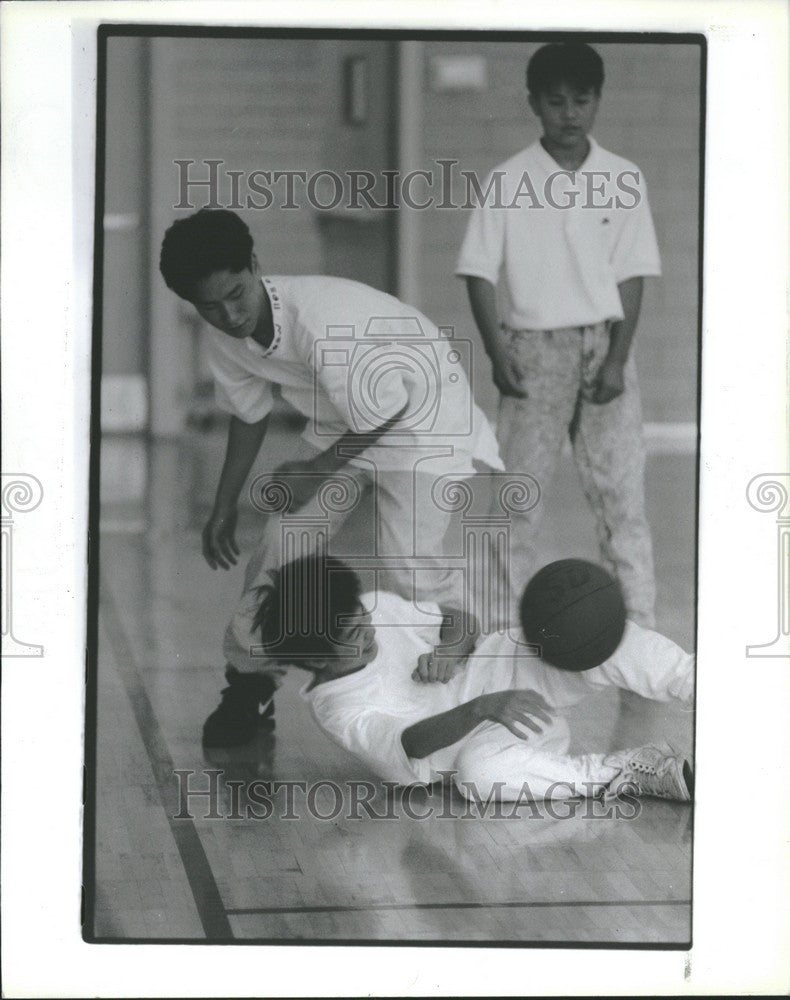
[603,743,693,802]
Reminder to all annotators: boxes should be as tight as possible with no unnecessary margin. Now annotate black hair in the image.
[252,555,364,662]
[159,208,254,301]
[526,42,604,97]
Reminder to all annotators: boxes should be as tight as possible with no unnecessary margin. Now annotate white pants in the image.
[225,463,467,671]
[449,620,693,801]
[453,716,618,801]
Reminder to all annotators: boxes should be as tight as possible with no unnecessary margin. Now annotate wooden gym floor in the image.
[89,419,696,944]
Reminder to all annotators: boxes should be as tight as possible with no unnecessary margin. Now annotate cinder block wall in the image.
[104,37,701,430]
[150,37,330,275]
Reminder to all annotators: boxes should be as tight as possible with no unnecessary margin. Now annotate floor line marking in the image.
[227,899,691,916]
[100,577,234,940]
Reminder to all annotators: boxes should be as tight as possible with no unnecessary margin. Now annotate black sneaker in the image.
[202,666,277,748]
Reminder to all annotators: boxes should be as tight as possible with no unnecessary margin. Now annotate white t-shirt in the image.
[206,275,503,475]
[303,592,693,786]
[455,137,662,330]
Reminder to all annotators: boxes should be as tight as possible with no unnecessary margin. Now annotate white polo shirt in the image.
[206,275,502,475]
[455,137,661,330]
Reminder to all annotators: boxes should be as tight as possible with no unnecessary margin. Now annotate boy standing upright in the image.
[456,42,661,627]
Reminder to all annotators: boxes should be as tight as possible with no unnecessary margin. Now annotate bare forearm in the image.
[401,698,482,760]
[607,276,643,366]
[437,606,480,657]
[466,275,502,364]
[402,687,555,758]
[466,276,526,398]
[214,414,269,510]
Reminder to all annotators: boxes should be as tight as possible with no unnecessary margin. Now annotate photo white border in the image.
[1,1,788,996]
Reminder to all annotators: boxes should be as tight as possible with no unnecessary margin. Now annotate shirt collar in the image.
[243,277,282,358]
[533,134,600,174]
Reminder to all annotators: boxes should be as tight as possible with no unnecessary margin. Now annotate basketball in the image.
[519,559,627,671]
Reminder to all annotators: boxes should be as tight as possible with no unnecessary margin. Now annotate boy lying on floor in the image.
[206,554,693,803]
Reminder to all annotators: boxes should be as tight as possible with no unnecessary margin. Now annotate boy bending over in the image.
[159,208,503,686]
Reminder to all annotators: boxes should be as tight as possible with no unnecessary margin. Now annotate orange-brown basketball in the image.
[519,559,627,671]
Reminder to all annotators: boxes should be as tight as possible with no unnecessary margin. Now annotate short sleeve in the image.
[454,171,507,284]
[610,177,662,284]
[207,343,274,424]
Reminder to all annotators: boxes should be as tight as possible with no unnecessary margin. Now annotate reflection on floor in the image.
[91,424,696,943]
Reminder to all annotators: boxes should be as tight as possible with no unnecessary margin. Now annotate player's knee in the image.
[452,746,502,799]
